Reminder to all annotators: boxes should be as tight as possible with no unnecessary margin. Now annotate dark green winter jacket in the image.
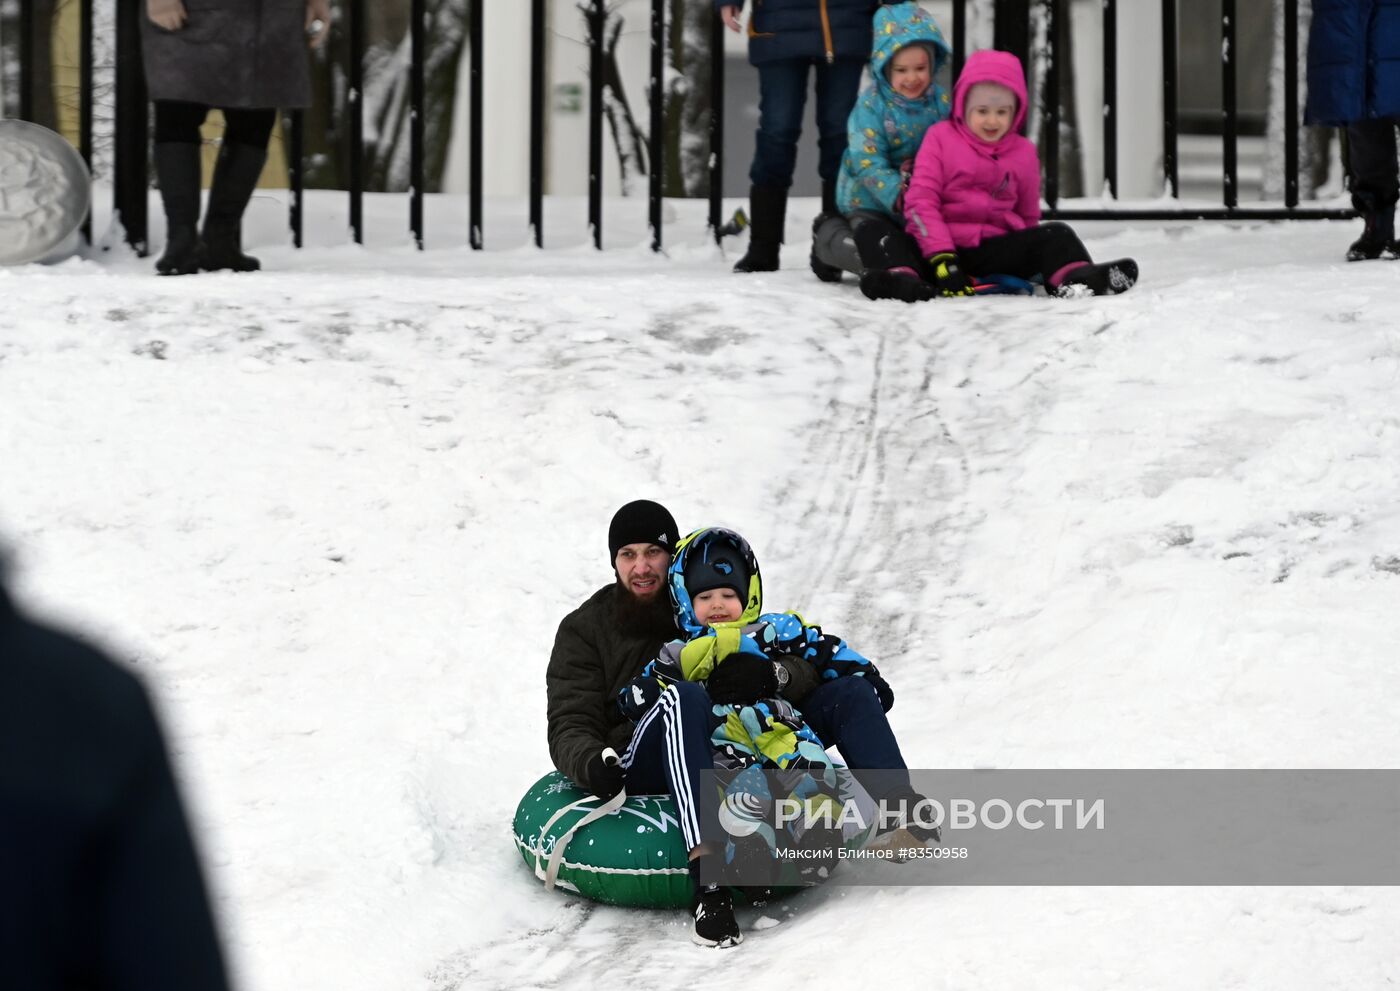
[546,584,674,788]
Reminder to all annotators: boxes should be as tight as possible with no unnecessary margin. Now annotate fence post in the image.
[410,0,425,249]
[1102,0,1117,199]
[1043,0,1060,208]
[587,0,604,249]
[113,0,148,254]
[1284,0,1299,208]
[80,0,94,241]
[1161,0,1179,198]
[530,0,546,247]
[470,0,484,250]
[649,0,665,253]
[288,111,304,248]
[952,0,967,87]
[18,0,33,121]
[708,7,725,243]
[1221,0,1237,209]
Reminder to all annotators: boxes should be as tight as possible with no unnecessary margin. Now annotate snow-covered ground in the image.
[2,191,1398,990]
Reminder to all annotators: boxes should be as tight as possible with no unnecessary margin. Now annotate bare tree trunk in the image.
[304,0,467,192]
[664,0,711,197]
[579,1,651,196]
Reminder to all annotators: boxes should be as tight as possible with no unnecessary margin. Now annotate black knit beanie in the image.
[608,500,680,563]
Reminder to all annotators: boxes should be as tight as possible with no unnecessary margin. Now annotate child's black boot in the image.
[689,855,743,948]
[1054,258,1138,297]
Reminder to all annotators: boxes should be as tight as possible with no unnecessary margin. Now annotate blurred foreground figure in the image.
[0,570,231,990]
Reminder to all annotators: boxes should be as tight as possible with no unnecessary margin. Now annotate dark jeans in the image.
[799,676,912,800]
[750,57,866,188]
[1347,118,1400,212]
[154,100,277,149]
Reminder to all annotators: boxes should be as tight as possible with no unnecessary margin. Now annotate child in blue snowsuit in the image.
[618,526,889,773]
[811,1,952,299]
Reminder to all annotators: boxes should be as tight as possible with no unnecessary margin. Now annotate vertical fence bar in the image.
[530,0,546,247]
[348,0,364,244]
[649,0,664,252]
[1102,0,1117,198]
[1221,0,1237,208]
[410,0,425,249]
[1161,0,1179,198]
[1283,0,1299,208]
[18,0,33,120]
[588,0,604,249]
[80,0,94,241]
[113,0,148,253]
[952,0,967,87]
[289,111,304,248]
[469,0,483,249]
[708,8,725,242]
[1043,0,1060,208]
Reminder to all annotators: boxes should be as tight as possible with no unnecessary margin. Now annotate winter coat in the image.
[0,583,230,991]
[618,528,884,771]
[546,583,678,788]
[836,2,952,216]
[903,49,1042,258]
[719,0,885,65]
[1305,0,1400,125]
[140,0,312,109]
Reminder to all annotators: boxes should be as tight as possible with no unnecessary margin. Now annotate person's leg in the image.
[1345,118,1400,260]
[736,60,810,273]
[813,57,867,195]
[850,211,936,301]
[620,681,741,947]
[811,213,863,278]
[151,101,208,276]
[199,108,278,272]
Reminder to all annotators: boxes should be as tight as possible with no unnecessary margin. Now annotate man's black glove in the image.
[581,748,624,801]
[705,654,778,705]
[928,252,976,297]
[862,670,894,712]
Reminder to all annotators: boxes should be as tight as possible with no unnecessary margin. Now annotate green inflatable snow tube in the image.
[513,771,692,909]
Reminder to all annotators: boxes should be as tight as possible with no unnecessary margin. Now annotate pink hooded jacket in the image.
[903,49,1042,258]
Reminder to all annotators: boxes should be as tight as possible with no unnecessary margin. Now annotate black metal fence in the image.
[4,0,1352,257]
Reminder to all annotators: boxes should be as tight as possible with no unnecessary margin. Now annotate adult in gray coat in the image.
[142,0,330,275]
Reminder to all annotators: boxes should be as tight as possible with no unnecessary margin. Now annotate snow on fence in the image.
[2,0,1352,257]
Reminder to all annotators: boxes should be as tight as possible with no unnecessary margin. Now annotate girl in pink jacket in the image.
[876,49,1137,301]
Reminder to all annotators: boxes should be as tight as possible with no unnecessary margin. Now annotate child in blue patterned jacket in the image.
[811,1,953,301]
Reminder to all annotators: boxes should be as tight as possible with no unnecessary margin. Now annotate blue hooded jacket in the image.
[1305,0,1400,124]
[836,2,951,215]
[719,0,884,65]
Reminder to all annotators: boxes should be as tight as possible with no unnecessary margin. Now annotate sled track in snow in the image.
[774,306,982,671]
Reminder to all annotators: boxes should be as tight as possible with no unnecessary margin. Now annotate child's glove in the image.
[706,655,778,705]
[861,670,895,712]
[928,252,975,297]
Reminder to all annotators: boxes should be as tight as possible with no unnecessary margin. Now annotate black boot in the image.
[199,141,268,272]
[820,178,839,217]
[153,143,202,276]
[1347,206,1397,261]
[810,212,853,283]
[689,856,742,947]
[859,267,937,303]
[1054,258,1138,297]
[733,184,786,273]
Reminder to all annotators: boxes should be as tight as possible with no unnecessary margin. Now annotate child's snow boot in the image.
[1347,206,1398,261]
[1054,258,1138,297]
[860,266,937,303]
[689,856,742,947]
